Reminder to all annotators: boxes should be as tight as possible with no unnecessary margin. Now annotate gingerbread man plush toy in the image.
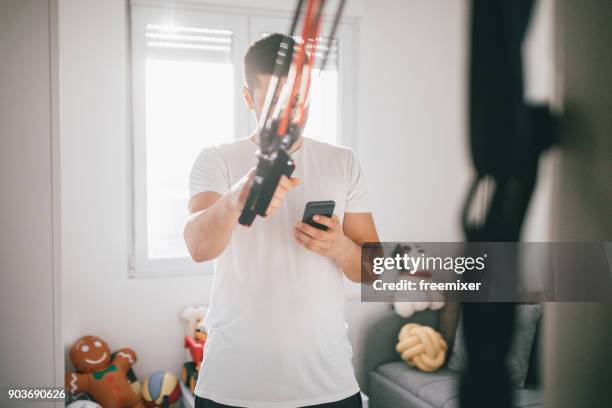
[65,335,144,408]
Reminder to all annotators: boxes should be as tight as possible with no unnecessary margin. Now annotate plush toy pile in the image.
[66,306,210,405]
[396,323,447,372]
[65,335,183,407]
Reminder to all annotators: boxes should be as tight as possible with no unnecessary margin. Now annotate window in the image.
[130,5,356,277]
[307,67,339,146]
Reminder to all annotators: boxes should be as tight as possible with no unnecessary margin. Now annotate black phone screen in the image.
[302,200,336,230]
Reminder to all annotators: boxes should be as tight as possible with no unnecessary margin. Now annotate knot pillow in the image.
[396,323,447,372]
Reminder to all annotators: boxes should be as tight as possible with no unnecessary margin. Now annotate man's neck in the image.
[249,133,304,155]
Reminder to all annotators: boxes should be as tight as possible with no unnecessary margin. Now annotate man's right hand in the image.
[227,167,300,217]
[186,168,299,262]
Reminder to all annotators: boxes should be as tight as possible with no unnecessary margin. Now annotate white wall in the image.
[356,0,470,243]
[60,0,215,377]
[348,0,557,390]
[346,0,470,388]
[60,0,552,388]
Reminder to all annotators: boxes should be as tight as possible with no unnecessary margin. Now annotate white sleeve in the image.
[189,147,230,199]
[345,150,370,213]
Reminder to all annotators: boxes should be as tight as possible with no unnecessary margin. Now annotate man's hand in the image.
[185,169,300,262]
[225,167,256,214]
[294,215,353,262]
[227,168,300,216]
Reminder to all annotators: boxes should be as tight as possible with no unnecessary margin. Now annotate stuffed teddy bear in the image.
[391,244,445,318]
[393,271,446,317]
[65,335,144,408]
[181,305,207,340]
[194,319,207,342]
[180,306,208,392]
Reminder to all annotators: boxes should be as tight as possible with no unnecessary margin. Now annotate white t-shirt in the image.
[189,137,369,407]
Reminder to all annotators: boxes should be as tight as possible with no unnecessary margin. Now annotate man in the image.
[184,34,379,408]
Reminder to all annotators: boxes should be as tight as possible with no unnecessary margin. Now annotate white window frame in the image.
[129,1,359,278]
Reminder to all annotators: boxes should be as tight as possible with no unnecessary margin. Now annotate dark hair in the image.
[244,33,294,90]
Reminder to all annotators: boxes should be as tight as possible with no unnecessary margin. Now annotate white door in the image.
[0,0,61,406]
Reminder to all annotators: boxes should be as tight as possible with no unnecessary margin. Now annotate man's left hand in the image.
[294,215,353,261]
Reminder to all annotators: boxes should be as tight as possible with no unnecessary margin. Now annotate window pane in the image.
[145,59,234,259]
[305,68,338,145]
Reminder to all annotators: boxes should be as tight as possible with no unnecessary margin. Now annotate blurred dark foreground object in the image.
[461,0,555,407]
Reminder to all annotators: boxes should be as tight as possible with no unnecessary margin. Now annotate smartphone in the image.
[302,200,335,230]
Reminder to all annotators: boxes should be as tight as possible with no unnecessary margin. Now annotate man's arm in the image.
[339,212,380,282]
[294,212,379,282]
[184,190,241,263]
[184,170,299,262]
